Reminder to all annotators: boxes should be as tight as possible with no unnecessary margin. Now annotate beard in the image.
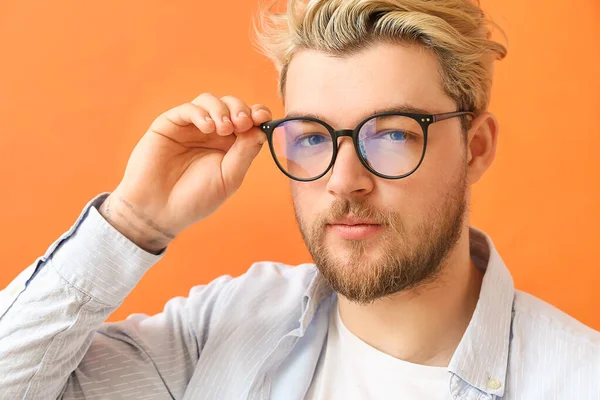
[294,168,468,305]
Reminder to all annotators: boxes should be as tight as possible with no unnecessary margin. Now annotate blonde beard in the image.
[294,170,468,305]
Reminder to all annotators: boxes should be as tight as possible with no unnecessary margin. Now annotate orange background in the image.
[0,1,598,330]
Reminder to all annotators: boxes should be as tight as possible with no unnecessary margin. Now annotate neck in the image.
[337,227,484,367]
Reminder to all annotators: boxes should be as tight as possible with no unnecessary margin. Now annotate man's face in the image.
[284,42,470,304]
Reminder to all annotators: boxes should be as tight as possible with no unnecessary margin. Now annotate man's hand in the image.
[99,93,272,253]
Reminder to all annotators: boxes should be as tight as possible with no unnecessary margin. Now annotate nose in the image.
[325,137,374,198]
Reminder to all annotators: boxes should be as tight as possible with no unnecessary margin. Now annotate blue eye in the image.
[383,130,409,141]
[296,134,329,148]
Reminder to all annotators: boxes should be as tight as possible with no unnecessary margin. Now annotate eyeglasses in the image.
[260,110,474,182]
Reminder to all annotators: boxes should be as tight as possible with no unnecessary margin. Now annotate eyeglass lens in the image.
[271,115,425,180]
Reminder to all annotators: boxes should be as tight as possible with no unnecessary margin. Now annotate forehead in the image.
[284,42,456,127]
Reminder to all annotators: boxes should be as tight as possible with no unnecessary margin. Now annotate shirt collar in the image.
[299,267,332,333]
[301,227,514,397]
[447,227,514,397]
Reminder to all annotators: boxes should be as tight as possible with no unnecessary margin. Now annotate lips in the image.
[328,216,381,226]
[326,216,383,240]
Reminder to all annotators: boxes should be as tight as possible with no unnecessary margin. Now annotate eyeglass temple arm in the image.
[432,111,475,122]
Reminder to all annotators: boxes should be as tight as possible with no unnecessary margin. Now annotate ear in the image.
[466,111,499,185]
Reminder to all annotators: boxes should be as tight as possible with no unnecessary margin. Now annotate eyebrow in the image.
[284,104,435,124]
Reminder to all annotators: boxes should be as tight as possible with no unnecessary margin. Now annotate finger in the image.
[221,127,265,194]
[187,104,216,134]
[151,103,215,136]
[191,93,234,136]
[220,96,254,133]
[250,104,273,126]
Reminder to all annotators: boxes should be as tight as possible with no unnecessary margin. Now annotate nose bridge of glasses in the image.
[331,129,363,167]
[332,129,354,139]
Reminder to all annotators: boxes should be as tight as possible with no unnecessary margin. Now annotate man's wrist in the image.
[98,195,172,254]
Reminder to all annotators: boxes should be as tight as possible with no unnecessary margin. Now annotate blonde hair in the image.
[254,0,507,115]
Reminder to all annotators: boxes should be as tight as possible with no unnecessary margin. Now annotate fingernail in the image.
[238,111,248,119]
[222,116,231,123]
[205,116,213,122]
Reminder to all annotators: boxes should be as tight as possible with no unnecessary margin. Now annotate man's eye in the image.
[386,130,408,141]
[373,129,412,141]
[296,134,330,147]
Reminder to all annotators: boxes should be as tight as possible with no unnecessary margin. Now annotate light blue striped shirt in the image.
[0,193,599,399]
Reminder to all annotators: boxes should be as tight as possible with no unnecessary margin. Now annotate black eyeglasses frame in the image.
[260,110,474,182]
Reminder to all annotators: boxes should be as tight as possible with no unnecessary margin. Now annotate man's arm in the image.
[0,93,271,399]
[0,194,230,399]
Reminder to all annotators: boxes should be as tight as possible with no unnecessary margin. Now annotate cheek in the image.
[418,135,465,186]
[424,128,466,172]
[290,182,324,223]
[376,169,449,225]
[404,146,466,216]
[377,179,425,220]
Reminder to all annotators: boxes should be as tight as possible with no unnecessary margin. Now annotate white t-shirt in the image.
[305,299,453,399]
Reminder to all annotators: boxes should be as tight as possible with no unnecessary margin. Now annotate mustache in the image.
[317,199,397,227]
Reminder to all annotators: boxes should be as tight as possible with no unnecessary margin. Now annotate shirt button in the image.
[487,378,501,390]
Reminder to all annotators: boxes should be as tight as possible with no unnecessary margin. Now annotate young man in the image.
[1,0,598,399]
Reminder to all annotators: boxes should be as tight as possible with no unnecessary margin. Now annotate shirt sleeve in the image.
[0,193,231,399]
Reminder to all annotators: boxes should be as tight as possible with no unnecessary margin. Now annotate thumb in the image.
[220,128,266,193]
